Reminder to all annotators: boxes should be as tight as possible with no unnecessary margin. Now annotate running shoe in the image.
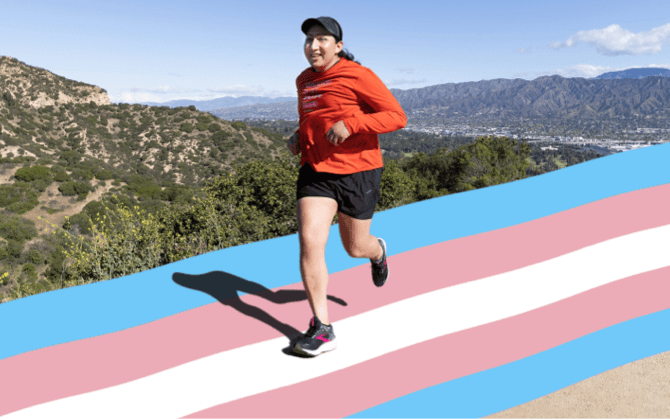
[371,238,389,287]
[293,316,337,357]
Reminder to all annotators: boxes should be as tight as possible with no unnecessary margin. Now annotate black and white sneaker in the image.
[293,316,337,357]
[371,238,389,287]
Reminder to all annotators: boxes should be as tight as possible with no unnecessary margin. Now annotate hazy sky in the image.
[3,0,670,104]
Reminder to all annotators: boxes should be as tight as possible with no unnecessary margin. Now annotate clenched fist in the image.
[326,121,351,146]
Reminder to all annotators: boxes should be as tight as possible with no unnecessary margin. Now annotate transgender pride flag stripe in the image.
[1,143,669,419]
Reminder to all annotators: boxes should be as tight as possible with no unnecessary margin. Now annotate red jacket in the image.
[295,58,407,174]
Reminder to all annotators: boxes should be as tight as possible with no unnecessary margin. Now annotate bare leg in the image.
[297,197,339,325]
[337,212,383,261]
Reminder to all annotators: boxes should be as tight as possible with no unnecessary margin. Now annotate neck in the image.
[314,56,341,72]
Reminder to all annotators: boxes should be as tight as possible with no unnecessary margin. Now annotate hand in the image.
[326,121,351,146]
[286,132,300,155]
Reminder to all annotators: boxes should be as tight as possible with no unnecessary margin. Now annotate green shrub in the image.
[28,249,44,265]
[53,170,71,182]
[14,165,51,182]
[96,169,114,181]
[231,121,246,130]
[208,123,221,132]
[197,115,211,124]
[71,168,94,181]
[211,130,231,146]
[145,140,161,150]
[59,181,89,198]
[31,178,50,192]
[0,184,40,214]
[179,123,194,133]
[22,263,38,282]
[60,150,82,165]
[69,211,93,235]
[6,239,24,259]
[161,184,193,203]
[0,213,37,242]
[58,181,77,196]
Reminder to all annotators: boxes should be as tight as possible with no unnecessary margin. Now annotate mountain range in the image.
[595,68,670,80]
[207,68,670,122]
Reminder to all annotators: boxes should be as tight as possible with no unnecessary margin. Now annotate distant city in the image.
[403,121,668,155]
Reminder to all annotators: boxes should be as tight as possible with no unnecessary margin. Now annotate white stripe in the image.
[6,224,670,420]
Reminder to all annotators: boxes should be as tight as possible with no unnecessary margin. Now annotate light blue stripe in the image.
[348,308,670,418]
[1,143,669,361]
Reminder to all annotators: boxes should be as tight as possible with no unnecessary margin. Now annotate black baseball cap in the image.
[301,17,343,41]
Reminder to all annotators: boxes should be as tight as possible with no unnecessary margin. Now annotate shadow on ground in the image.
[173,271,347,357]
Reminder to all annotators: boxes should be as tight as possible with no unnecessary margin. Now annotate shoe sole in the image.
[293,340,337,357]
[375,238,389,287]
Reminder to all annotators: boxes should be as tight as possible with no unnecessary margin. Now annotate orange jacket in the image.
[295,58,407,174]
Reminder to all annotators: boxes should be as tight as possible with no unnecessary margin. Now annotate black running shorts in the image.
[297,164,384,220]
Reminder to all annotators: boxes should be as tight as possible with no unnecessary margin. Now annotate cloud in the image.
[549,23,670,56]
[384,79,427,87]
[396,68,415,74]
[127,86,193,94]
[555,64,616,78]
[207,85,265,95]
[115,92,163,103]
[516,47,531,54]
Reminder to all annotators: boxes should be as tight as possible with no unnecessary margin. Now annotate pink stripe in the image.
[1,183,669,416]
[185,266,670,418]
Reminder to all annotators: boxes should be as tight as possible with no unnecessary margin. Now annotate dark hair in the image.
[338,48,360,65]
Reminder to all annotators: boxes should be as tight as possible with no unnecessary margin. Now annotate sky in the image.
[2,0,670,104]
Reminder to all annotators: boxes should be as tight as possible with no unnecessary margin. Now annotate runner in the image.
[287,16,407,357]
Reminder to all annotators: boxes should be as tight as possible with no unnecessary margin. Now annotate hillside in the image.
[0,56,291,184]
[0,55,296,298]
[0,56,110,109]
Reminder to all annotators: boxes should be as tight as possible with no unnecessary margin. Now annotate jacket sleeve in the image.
[294,76,302,137]
[342,68,407,135]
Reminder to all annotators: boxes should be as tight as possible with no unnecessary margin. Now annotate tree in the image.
[205,159,299,238]
[378,159,416,210]
[446,136,530,193]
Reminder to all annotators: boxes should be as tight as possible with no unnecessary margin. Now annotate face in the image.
[304,25,343,72]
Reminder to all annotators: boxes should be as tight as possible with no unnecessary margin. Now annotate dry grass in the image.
[0,164,20,184]
[22,180,117,234]
[0,146,37,159]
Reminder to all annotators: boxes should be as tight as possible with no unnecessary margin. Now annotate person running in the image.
[288,16,407,357]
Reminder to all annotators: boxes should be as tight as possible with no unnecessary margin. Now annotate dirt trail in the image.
[0,165,19,184]
[22,180,115,234]
[486,351,670,418]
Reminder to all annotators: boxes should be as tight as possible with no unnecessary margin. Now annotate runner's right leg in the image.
[297,196,339,325]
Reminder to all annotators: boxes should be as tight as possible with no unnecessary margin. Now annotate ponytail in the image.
[338,48,360,65]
